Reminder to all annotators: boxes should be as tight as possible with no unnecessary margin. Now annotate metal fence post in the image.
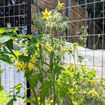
[67,0,71,41]
[27,0,31,105]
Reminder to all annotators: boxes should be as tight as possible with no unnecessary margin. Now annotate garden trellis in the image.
[0,0,105,105]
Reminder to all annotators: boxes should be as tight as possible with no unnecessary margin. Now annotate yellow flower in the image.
[91,80,95,85]
[28,63,34,71]
[70,63,74,68]
[14,61,21,70]
[21,61,27,71]
[38,97,40,101]
[46,44,53,52]
[72,101,77,105]
[46,43,50,49]
[30,56,36,64]
[42,8,52,20]
[50,100,53,103]
[69,88,74,94]
[61,48,67,54]
[48,47,53,52]
[99,77,103,83]
[58,0,64,10]
[89,90,97,97]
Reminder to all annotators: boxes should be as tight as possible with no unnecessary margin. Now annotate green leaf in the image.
[5,28,14,33]
[31,34,43,43]
[0,36,11,43]
[0,85,4,91]
[27,34,33,39]
[40,81,52,103]
[23,97,35,103]
[54,63,62,74]
[18,34,27,38]
[91,69,97,77]
[3,46,9,53]
[30,73,41,88]
[18,55,30,62]
[0,51,12,64]
[78,56,84,62]
[0,28,6,34]
[5,96,17,105]
[14,84,22,91]
[0,92,8,104]
[6,40,13,50]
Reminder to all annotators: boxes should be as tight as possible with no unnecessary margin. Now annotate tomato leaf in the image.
[30,73,41,88]
[40,81,52,103]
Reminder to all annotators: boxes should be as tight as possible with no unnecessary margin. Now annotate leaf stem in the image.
[39,46,45,105]
[8,47,17,59]
[31,87,39,105]
[27,75,39,105]
[50,27,56,105]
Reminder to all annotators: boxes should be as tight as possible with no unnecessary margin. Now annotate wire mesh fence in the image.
[62,0,105,79]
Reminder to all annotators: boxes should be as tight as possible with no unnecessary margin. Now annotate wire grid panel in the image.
[59,0,105,79]
[0,0,28,34]
[0,0,29,105]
